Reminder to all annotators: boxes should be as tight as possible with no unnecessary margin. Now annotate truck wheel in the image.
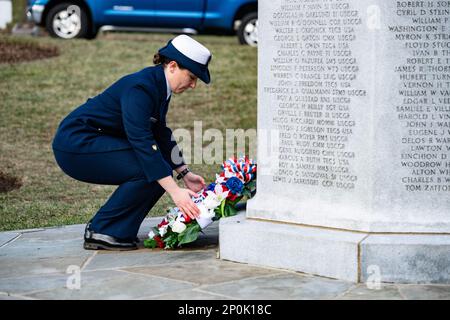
[237,12,258,46]
[45,3,89,39]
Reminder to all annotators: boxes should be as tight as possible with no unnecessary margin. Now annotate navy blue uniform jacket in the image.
[52,64,184,183]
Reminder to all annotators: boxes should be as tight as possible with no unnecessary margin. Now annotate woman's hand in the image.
[169,188,200,220]
[183,172,206,193]
[157,176,200,220]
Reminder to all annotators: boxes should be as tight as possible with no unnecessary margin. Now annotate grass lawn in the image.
[0,32,257,231]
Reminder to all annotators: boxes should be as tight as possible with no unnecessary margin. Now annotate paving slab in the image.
[337,284,404,300]
[397,285,450,300]
[0,255,92,279]
[0,273,69,295]
[0,238,89,259]
[84,249,216,271]
[0,293,30,300]
[202,273,354,300]
[123,260,282,285]
[148,289,232,300]
[0,233,20,247]
[26,270,195,300]
[17,225,85,241]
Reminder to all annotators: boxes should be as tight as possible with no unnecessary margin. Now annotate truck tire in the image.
[45,3,89,39]
[237,12,258,46]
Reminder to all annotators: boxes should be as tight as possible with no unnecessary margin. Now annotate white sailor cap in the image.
[158,35,212,84]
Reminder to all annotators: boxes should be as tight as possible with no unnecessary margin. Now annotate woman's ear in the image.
[167,60,179,73]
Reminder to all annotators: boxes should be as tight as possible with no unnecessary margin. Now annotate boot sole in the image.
[83,241,137,251]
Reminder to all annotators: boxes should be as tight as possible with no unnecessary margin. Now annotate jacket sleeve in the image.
[121,85,173,183]
[154,123,185,170]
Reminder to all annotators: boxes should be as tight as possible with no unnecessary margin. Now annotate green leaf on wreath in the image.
[223,204,238,217]
[226,196,243,207]
[245,181,256,198]
[246,180,256,190]
[143,238,157,249]
[214,207,222,220]
[164,233,178,249]
[242,189,251,198]
[177,223,201,246]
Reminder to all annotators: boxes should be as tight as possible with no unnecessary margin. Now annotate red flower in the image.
[227,193,238,201]
[184,214,192,223]
[157,219,169,228]
[154,236,164,248]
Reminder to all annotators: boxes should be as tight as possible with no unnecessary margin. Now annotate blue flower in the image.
[206,183,216,192]
[225,177,244,195]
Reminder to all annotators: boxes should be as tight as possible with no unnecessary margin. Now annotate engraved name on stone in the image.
[266,0,365,190]
[393,0,450,192]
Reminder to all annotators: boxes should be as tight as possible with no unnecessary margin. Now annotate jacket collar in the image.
[152,64,168,106]
[149,64,171,123]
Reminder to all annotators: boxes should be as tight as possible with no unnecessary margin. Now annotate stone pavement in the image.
[0,216,449,300]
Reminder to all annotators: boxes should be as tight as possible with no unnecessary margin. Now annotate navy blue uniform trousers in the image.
[52,66,185,242]
[54,149,165,241]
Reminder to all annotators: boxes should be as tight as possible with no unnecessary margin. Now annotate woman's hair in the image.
[153,53,185,69]
[152,53,168,65]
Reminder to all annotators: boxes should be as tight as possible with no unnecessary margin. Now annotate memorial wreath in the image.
[144,156,257,249]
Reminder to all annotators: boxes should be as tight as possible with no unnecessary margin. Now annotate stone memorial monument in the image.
[220,0,450,283]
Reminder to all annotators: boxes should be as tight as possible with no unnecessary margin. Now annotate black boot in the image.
[83,223,137,251]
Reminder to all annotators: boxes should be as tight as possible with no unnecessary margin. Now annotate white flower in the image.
[203,192,221,210]
[167,209,178,222]
[172,220,187,233]
[148,230,155,238]
[224,170,236,178]
[214,185,229,201]
[215,174,226,184]
[159,224,168,237]
[175,211,186,223]
[197,203,215,219]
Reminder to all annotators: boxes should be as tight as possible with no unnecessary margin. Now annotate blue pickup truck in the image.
[26,0,258,45]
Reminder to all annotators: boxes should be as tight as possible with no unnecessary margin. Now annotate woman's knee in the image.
[53,149,84,181]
